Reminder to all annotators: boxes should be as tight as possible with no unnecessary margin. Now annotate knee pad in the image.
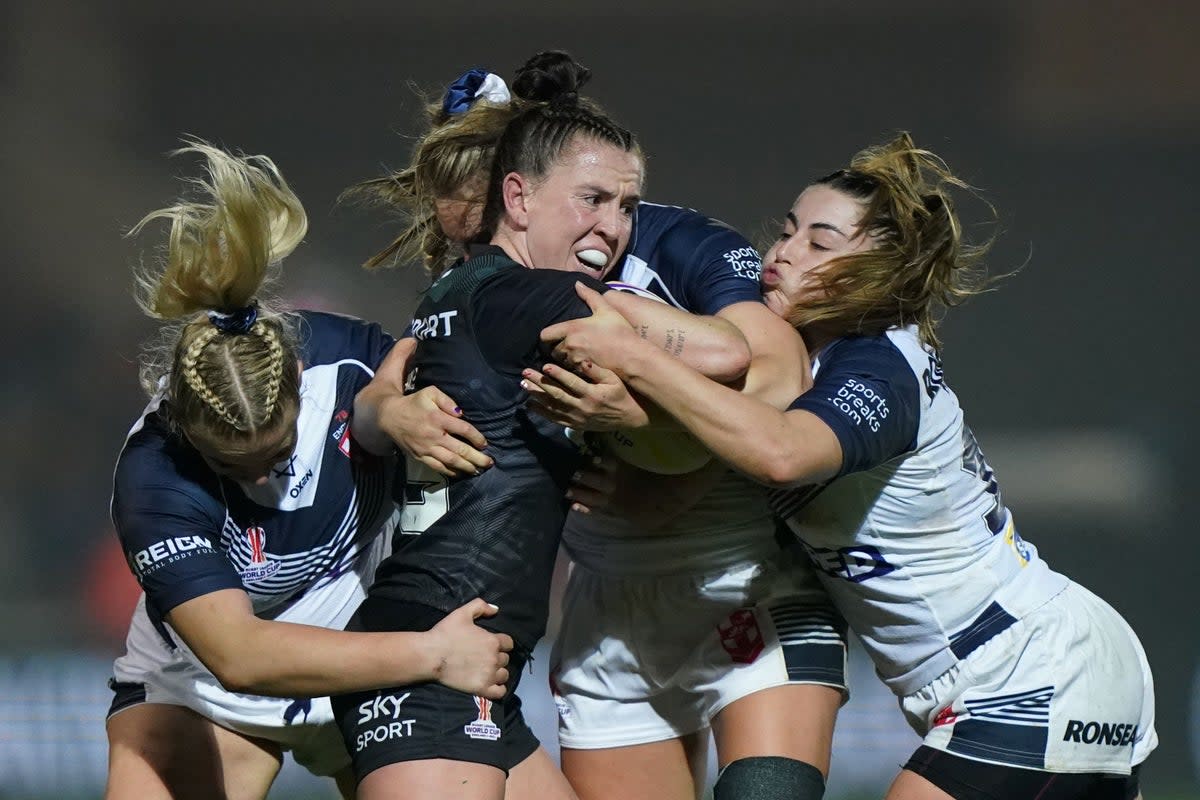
[712,756,825,800]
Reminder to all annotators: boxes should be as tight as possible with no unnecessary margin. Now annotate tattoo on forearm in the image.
[663,329,686,358]
[639,324,650,340]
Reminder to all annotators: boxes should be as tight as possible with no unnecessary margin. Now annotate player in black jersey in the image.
[328,57,643,800]
[106,142,513,800]
[348,54,839,800]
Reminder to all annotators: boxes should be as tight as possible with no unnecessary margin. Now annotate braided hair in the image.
[130,139,305,457]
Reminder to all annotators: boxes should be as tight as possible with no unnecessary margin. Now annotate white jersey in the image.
[563,202,776,574]
[772,326,1070,696]
[563,472,779,574]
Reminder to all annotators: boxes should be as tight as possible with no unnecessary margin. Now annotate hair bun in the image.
[511,50,591,105]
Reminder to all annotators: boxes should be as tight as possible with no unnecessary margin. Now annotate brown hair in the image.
[479,52,640,239]
[786,132,994,350]
[130,139,306,457]
[344,102,520,276]
[345,51,640,279]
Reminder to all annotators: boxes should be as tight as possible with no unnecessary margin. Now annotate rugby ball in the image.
[599,282,714,475]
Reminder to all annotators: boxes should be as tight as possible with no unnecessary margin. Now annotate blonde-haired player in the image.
[105,141,512,800]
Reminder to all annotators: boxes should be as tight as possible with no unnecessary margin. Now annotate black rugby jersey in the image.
[371,247,607,649]
[111,311,397,644]
[619,202,763,314]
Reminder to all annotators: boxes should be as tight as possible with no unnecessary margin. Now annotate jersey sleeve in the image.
[787,337,921,477]
[472,271,610,375]
[656,221,763,315]
[297,310,397,371]
[112,444,243,621]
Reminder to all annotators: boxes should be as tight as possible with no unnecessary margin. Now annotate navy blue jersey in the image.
[618,202,764,314]
[372,247,607,649]
[111,311,398,643]
[787,335,922,478]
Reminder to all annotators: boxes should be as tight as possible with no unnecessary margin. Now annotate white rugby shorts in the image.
[551,547,847,749]
[902,581,1156,774]
[108,529,390,777]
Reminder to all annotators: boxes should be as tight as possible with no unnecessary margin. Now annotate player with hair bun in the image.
[353,50,848,800]
[105,141,513,800]
[537,132,1158,800]
[330,55,647,800]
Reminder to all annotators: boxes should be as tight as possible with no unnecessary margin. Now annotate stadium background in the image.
[2,1,1197,797]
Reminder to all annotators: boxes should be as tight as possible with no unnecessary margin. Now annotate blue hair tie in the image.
[207,304,258,334]
[442,68,512,116]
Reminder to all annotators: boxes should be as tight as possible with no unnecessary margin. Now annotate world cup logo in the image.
[463,695,501,741]
[246,527,267,564]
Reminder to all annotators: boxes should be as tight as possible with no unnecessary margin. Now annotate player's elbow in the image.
[207,657,262,695]
[755,438,829,489]
[703,340,751,384]
[759,452,806,489]
[200,643,276,695]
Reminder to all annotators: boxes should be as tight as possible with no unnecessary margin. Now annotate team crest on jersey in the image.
[463,696,502,741]
[718,608,764,664]
[240,526,280,582]
[330,409,352,458]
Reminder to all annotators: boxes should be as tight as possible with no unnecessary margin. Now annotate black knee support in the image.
[712,756,825,800]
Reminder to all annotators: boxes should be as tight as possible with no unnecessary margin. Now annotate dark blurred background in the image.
[1,1,1196,796]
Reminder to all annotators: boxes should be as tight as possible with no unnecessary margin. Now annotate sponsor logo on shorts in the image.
[464,696,502,741]
[355,692,416,752]
[283,698,311,725]
[549,673,571,718]
[1062,719,1139,747]
[718,608,764,664]
[933,706,958,727]
[240,527,280,582]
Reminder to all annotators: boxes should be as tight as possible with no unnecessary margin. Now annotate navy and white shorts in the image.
[552,546,847,749]
[107,531,388,778]
[902,581,1156,775]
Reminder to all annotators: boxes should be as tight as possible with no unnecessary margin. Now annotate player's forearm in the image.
[352,383,400,456]
[352,337,415,455]
[203,620,436,697]
[718,303,811,409]
[620,343,821,487]
[606,292,750,382]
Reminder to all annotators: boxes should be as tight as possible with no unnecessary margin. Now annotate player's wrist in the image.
[408,630,443,683]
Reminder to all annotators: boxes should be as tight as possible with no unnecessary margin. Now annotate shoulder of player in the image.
[819,330,926,388]
[294,309,392,370]
[636,203,746,256]
[113,422,222,517]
